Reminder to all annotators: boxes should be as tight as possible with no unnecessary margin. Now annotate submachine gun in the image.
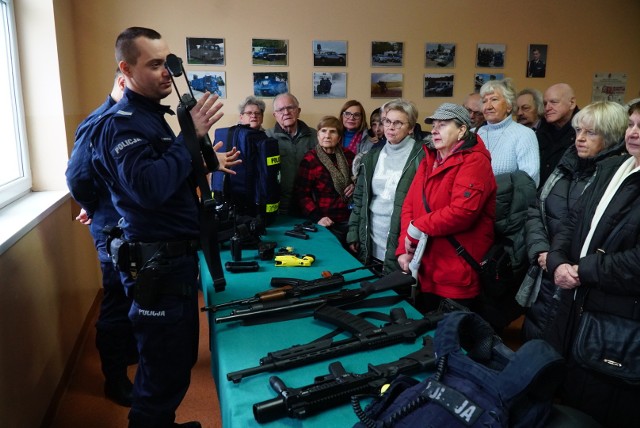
[226,304,446,383]
[213,270,415,324]
[252,335,436,423]
[164,53,225,291]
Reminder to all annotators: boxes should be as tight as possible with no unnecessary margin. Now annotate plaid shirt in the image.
[294,148,355,223]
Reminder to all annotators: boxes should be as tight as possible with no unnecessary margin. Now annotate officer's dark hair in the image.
[115,27,162,65]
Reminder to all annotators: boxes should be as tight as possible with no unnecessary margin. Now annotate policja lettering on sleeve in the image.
[114,137,143,155]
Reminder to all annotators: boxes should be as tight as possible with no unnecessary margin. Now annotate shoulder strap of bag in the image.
[434,311,497,358]
[421,192,483,272]
[437,312,564,405]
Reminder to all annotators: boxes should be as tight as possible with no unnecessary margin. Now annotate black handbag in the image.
[572,288,640,385]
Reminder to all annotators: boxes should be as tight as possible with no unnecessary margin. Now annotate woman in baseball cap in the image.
[397,103,497,314]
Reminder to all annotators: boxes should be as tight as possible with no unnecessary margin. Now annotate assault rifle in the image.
[252,335,436,423]
[214,270,415,324]
[164,53,225,291]
[227,305,444,383]
[201,264,380,313]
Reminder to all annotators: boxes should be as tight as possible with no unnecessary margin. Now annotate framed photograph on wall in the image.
[252,38,288,66]
[253,72,288,97]
[424,73,454,98]
[526,44,548,78]
[186,37,225,65]
[313,72,346,98]
[425,43,456,68]
[371,73,403,98]
[474,73,505,91]
[476,43,506,68]
[313,40,347,67]
[187,71,226,99]
[371,41,404,67]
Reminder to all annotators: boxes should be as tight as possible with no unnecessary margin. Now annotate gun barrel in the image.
[227,364,273,383]
[214,297,324,323]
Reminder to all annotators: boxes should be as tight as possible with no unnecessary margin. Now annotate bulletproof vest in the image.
[212,124,280,224]
[353,311,564,428]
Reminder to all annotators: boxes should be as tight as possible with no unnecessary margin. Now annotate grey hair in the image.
[273,92,299,108]
[238,96,265,115]
[480,78,517,113]
[383,98,418,129]
[572,101,627,149]
[517,88,544,117]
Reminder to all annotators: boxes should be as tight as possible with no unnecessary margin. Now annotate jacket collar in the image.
[124,87,175,115]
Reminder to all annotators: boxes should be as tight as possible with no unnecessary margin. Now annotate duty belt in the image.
[137,239,200,262]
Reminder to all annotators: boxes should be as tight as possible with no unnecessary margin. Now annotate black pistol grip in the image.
[313,305,377,335]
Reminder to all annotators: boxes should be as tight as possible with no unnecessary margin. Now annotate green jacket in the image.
[266,120,317,214]
[346,137,426,273]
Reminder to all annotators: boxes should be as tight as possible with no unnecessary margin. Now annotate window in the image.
[0,0,30,210]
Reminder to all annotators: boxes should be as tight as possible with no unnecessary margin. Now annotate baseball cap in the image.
[424,103,471,128]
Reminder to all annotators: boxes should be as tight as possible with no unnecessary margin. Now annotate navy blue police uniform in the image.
[65,95,136,403]
[92,87,201,428]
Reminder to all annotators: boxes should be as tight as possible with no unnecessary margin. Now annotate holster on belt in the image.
[132,240,200,308]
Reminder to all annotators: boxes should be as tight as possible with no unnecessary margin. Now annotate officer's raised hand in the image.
[190,91,224,139]
[213,141,242,175]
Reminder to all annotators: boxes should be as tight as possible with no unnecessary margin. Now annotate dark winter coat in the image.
[522,141,626,340]
[535,108,579,188]
[546,154,640,427]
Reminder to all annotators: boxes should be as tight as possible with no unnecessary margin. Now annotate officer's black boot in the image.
[104,375,133,407]
[96,327,133,406]
[173,423,202,428]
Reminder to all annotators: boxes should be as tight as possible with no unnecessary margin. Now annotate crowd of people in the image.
[66,25,639,428]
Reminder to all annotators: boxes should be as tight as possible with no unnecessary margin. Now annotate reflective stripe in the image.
[266,202,280,213]
[267,155,281,166]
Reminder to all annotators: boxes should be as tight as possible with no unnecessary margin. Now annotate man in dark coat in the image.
[535,83,579,187]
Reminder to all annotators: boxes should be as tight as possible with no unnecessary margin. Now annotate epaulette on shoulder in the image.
[113,107,135,119]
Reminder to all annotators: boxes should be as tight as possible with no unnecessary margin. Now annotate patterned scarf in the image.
[346,130,364,154]
[316,144,352,199]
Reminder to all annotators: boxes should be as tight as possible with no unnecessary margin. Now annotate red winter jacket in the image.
[396,135,497,299]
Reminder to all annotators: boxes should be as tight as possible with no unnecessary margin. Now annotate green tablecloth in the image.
[199,216,428,427]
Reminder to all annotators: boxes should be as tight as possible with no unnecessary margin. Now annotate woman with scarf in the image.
[294,115,355,245]
[543,100,640,427]
[340,100,373,155]
[519,101,628,343]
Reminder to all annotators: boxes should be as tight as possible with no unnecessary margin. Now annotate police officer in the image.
[65,69,137,407]
[91,27,239,428]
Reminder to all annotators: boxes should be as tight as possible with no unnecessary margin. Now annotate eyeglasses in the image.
[383,119,407,129]
[242,111,263,117]
[343,111,362,119]
[465,108,483,117]
[274,105,299,114]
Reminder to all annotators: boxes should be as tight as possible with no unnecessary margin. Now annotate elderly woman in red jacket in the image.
[397,103,497,313]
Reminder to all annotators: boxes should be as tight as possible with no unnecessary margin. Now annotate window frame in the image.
[0,0,31,210]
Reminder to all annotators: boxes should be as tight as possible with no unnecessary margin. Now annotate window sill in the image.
[0,191,69,256]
